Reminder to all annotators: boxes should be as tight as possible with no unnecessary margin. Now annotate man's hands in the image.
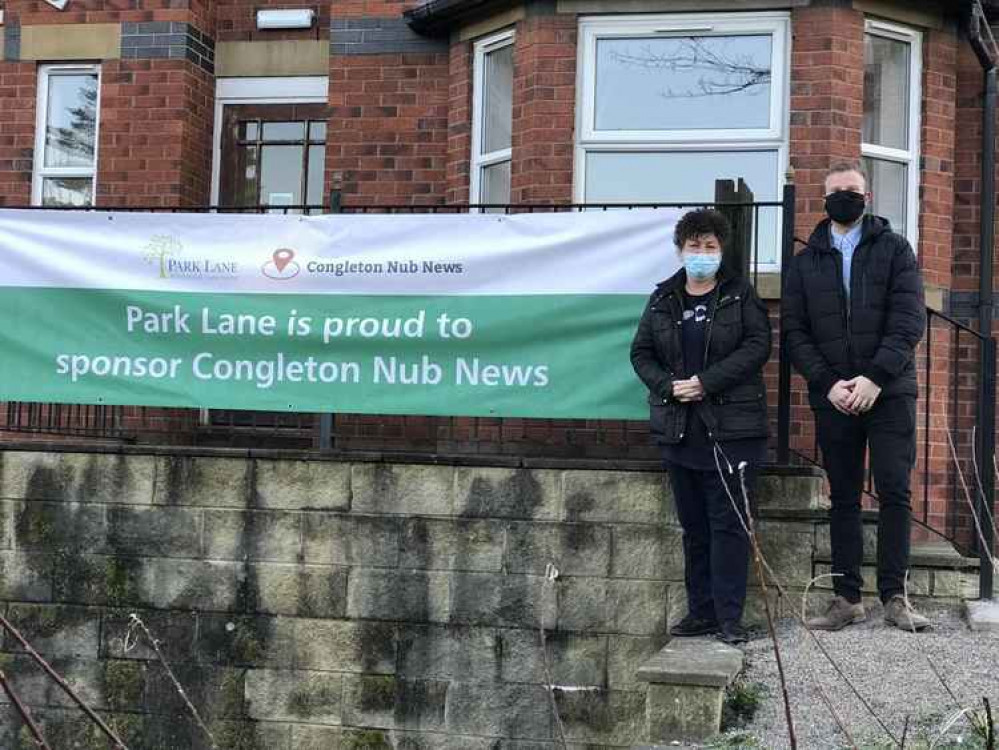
[827,376,882,415]
[672,376,705,403]
[844,376,881,413]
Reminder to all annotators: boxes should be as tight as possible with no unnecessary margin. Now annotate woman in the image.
[630,208,771,645]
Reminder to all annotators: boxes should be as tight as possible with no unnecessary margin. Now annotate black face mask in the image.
[825,190,866,225]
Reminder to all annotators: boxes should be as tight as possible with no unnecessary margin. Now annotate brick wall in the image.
[98,60,214,207]
[788,4,865,236]
[446,40,472,204]
[510,14,576,205]
[327,17,449,205]
[920,27,959,291]
[0,63,35,207]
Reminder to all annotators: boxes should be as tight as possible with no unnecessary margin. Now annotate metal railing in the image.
[0,196,790,460]
[784,305,997,599]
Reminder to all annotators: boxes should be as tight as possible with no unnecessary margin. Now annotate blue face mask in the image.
[683,253,721,281]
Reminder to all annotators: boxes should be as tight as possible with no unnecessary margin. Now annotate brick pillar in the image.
[328,18,449,205]
[912,27,960,545]
[510,14,575,204]
[953,44,987,308]
[785,6,865,462]
[0,62,36,206]
[789,5,865,235]
[98,53,215,208]
[446,40,472,204]
[920,27,958,292]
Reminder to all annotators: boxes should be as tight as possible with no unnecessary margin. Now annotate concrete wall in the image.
[0,448,975,748]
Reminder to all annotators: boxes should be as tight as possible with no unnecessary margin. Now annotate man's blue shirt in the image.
[830,222,863,299]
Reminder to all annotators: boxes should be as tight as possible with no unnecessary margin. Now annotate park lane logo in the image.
[142,235,239,279]
[262,248,301,280]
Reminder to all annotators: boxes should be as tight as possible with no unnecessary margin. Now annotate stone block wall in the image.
[0,448,972,748]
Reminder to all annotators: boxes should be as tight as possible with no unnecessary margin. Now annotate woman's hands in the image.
[672,376,705,402]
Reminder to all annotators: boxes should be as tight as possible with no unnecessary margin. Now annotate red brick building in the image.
[0,0,997,539]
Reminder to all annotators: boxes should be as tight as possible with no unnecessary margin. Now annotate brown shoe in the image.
[806,596,867,631]
[883,595,931,632]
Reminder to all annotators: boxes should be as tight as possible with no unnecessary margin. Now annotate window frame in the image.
[32,63,102,207]
[470,29,515,205]
[861,18,922,244]
[576,13,790,145]
[211,76,330,206]
[573,13,790,269]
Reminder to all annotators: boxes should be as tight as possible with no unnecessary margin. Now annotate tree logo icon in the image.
[143,235,183,279]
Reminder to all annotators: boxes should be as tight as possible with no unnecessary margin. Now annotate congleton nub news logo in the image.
[262,248,300,280]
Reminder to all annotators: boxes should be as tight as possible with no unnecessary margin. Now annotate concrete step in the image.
[637,638,744,745]
[814,540,980,570]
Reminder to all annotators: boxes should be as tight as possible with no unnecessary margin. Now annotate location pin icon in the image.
[273,248,294,272]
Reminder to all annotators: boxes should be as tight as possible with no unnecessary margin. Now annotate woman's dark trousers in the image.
[665,462,752,625]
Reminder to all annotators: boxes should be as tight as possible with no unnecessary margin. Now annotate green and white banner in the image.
[0,209,679,418]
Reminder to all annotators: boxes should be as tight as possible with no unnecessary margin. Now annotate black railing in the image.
[1,196,791,457]
[785,305,997,599]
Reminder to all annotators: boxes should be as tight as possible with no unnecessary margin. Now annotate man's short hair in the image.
[826,160,869,188]
[673,208,731,250]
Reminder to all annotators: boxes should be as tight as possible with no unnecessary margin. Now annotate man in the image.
[782,161,929,632]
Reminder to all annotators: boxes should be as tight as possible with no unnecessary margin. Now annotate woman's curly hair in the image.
[673,209,731,250]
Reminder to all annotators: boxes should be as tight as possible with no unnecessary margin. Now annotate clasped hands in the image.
[828,376,881,415]
[672,376,705,403]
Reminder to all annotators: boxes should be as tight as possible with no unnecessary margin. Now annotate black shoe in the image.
[670,614,719,637]
[717,621,750,645]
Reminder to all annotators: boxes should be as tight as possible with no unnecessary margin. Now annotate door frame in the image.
[210,76,329,206]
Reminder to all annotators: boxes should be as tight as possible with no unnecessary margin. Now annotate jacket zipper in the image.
[832,249,853,363]
[664,291,686,441]
[700,287,735,441]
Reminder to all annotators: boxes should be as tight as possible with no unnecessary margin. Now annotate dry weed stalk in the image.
[945,431,999,579]
[125,614,217,750]
[540,562,569,750]
[712,446,899,747]
[731,458,798,749]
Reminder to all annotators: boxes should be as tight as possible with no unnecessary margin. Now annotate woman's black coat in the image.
[630,269,772,445]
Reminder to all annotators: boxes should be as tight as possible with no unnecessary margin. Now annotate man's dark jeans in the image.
[664,462,753,625]
[815,395,916,603]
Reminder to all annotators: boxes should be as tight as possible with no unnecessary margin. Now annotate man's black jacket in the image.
[630,269,771,444]
[781,215,925,408]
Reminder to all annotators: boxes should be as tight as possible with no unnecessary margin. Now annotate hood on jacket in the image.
[806,214,893,253]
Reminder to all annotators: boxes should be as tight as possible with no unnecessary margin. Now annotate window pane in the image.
[240,121,259,140]
[584,150,778,202]
[481,160,511,205]
[482,44,514,154]
[307,145,325,207]
[44,73,98,168]
[863,156,907,235]
[41,177,93,207]
[309,121,327,141]
[584,150,780,263]
[863,34,910,150]
[262,121,306,141]
[260,145,304,209]
[594,35,772,131]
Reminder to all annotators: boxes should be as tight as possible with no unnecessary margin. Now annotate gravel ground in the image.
[711,603,999,749]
